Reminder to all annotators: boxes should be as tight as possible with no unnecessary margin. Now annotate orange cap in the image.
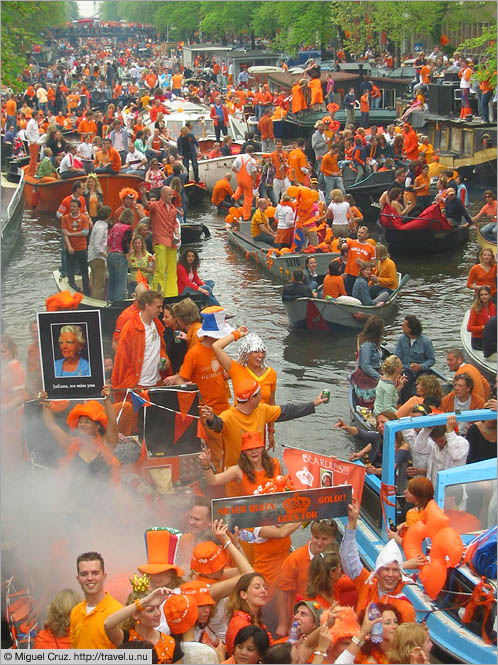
[163,594,198,634]
[236,379,260,402]
[191,541,227,575]
[66,401,108,431]
[241,431,264,451]
[180,580,215,605]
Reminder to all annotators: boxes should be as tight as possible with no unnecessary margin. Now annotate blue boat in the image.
[338,409,497,664]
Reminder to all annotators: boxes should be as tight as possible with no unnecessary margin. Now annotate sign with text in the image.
[212,485,352,530]
[283,446,366,504]
[38,309,105,400]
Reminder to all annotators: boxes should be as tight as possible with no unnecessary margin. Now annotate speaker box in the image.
[428,83,455,116]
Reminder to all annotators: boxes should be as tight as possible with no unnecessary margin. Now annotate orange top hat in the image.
[180,580,215,606]
[322,606,360,645]
[46,290,84,312]
[137,529,184,577]
[241,431,264,451]
[236,379,260,403]
[163,594,198,635]
[191,541,227,575]
[67,401,108,431]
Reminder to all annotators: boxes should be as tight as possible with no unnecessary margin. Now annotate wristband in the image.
[222,541,232,550]
[313,651,327,657]
[232,330,241,341]
[202,465,211,471]
[134,599,144,613]
[351,635,365,647]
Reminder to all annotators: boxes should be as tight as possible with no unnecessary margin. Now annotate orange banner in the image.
[283,446,366,504]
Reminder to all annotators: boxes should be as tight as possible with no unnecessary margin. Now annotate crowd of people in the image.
[1,25,497,665]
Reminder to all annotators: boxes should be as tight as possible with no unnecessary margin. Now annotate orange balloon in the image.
[225,214,234,224]
[266,206,276,218]
[299,186,311,200]
[237,208,244,217]
[431,526,464,567]
[229,207,237,215]
[418,559,447,599]
[402,520,427,561]
[275,475,287,488]
[423,500,450,541]
[280,247,291,254]
[310,190,319,202]
[286,185,298,198]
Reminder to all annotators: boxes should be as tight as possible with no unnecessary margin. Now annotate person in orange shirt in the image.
[47,86,56,114]
[95,137,122,174]
[78,110,97,140]
[322,260,347,299]
[291,80,307,115]
[211,173,235,211]
[360,91,370,128]
[34,589,81,649]
[275,520,336,638]
[343,225,376,295]
[171,72,183,96]
[258,109,274,152]
[163,307,234,470]
[67,90,80,113]
[402,122,419,161]
[235,86,247,106]
[288,138,309,185]
[55,111,65,129]
[411,164,431,214]
[270,140,289,202]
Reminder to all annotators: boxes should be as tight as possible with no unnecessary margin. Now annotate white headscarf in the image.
[237,333,267,369]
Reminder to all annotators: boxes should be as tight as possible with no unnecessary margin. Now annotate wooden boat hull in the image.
[460,310,496,382]
[184,181,208,206]
[52,270,208,340]
[227,223,337,281]
[476,222,497,256]
[343,167,395,220]
[382,224,469,254]
[283,274,409,331]
[180,222,206,244]
[1,171,25,269]
[23,166,144,213]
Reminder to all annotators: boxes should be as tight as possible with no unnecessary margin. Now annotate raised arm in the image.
[102,385,118,448]
[199,443,241,487]
[212,326,248,372]
[104,587,171,646]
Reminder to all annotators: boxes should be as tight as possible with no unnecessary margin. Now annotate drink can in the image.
[321,390,330,403]
[174,330,182,343]
[159,357,167,370]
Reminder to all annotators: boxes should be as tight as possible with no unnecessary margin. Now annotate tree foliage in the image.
[1,1,70,90]
[457,25,497,88]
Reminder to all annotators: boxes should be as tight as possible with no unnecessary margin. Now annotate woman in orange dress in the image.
[467,248,497,298]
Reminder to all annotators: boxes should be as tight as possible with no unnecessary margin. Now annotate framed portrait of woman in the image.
[37,310,104,399]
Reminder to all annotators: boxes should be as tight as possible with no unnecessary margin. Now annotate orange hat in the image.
[67,401,108,431]
[180,580,215,605]
[236,379,260,403]
[46,290,84,312]
[119,187,138,201]
[241,431,264,451]
[163,594,198,634]
[433,154,440,161]
[138,529,184,577]
[191,541,227,575]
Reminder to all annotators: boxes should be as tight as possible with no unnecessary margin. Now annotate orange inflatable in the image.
[266,206,276,218]
[403,500,464,599]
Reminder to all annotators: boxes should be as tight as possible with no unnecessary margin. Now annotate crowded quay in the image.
[0,1,497,663]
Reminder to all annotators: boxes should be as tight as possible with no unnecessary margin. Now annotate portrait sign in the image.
[211,485,352,530]
[37,309,105,400]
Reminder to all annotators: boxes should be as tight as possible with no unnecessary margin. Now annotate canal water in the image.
[1,196,484,464]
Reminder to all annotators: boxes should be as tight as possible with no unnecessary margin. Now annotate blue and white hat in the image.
[197,306,235,339]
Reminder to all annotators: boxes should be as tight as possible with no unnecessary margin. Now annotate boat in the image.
[460,310,496,382]
[23,167,144,214]
[348,343,453,432]
[272,109,398,139]
[476,222,497,255]
[342,167,395,220]
[283,273,409,331]
[337,410,497,665]
[197,153,261,191]
[379,218,470,255]
[52,270,208,339]
[1,170,25,269]
[184,181,208,206]
[180,220,209,244]
[227,220,337,281]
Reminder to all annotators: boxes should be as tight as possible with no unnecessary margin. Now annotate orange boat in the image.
[23,166,144,213]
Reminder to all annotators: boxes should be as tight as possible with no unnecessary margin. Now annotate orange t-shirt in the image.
[414,173,429,197]
[171,74,183,90]
[228,361,277,405]
[218,403,281,468]
[288,148,307,184]
[277,542,312,606]
[322,274,346,299]
[306,576,358,609]
[5,99,16,115]
[321,153,340,176]
[467,263,497,296]
[78,119,97,139]
[108,146,122,172]
[270,150,289,180]
[179,343,230,414]
[344,239,376,276]
[61,212,90,252]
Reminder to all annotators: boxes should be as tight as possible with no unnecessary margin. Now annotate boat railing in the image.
[354,409,497,540]
[2,170,24,229]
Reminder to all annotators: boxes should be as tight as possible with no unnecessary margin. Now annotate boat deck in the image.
[1,176,17,222]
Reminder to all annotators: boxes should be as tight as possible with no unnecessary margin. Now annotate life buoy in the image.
[403,499,464,599]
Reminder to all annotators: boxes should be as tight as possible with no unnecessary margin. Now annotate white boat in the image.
[460,310,496,381]
[1,169,25,269]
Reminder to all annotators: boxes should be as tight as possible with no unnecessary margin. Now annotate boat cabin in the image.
[182,45,232,70]
[227,49,283,84]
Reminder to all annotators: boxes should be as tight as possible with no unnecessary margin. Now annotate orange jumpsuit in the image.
[233,154,255,220]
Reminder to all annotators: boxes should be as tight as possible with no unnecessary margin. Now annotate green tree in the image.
[1,1,69,90]
[457,24,497,88]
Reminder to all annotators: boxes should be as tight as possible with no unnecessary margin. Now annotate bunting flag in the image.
[291,224,306,253]
[131,392,151,412]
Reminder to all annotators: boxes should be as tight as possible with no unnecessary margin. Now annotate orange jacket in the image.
[403,128,419,160]
[111,312,169,390]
